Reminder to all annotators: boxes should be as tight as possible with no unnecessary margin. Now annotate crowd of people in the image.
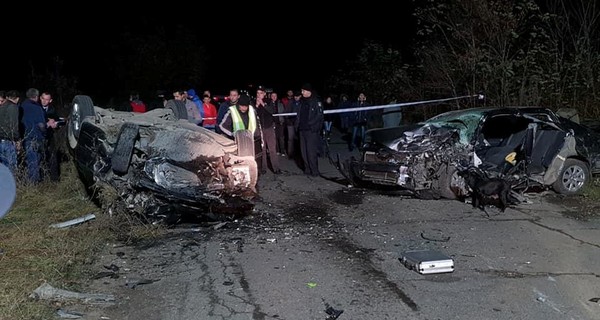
[0,88,60,184]
[0,84,403,185]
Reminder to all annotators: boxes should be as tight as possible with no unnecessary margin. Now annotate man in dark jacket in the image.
[216,89,241,134]
[254,86,281,174]
[40,92,60,181]
[21,88,55,183]
[0,91,20,173]
[295,83,323,176]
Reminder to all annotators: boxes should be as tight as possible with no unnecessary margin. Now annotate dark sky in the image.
[2,6,414,101]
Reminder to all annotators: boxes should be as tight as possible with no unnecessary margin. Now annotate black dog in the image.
[458,168,511,214]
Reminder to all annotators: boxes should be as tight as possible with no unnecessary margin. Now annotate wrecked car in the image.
[67,95,258,223]
[335,107,600,200]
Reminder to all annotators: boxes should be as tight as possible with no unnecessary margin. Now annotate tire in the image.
[73,122,107,189]
[67,95,95,149]
[438,164,459,199]
[111,123,139,175]
[552,158,590,195]
[234,130,255,157]
[165,99,188,120]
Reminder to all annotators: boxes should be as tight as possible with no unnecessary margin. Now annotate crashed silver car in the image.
[336,107,600,199]
[67,95,258,223]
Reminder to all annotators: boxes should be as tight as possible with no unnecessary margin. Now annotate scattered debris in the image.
[104,264,120,272]
[324,303,344,320]
[230,237,244,253]
[30,283,115,304]
[307,282,318,288]
[57,309,84,319]
[589,297,600,303]
[213,222,228,230]
[50,213,96,229]
[124,278,160,289]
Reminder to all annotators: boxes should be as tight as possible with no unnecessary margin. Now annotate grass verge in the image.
[0,161,151,320]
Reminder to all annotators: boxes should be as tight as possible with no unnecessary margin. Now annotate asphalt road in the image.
[80,129,600,320]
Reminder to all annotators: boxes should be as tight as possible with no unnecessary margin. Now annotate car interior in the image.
[477,114,566,174]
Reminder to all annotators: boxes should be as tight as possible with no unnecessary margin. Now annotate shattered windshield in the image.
[424,109,485,144]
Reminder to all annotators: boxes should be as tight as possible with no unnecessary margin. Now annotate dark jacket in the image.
[0,101,20,141]
[21,99,46,141]
[296,95,323,132]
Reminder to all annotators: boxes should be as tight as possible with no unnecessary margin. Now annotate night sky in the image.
[2,6,414,102]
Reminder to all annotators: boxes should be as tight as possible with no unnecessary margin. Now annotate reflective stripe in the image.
[229,106,257,133]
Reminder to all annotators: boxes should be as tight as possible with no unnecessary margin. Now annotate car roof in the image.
[425,106,555,122]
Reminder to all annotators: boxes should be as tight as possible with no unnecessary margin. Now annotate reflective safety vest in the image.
[229,106,257,133]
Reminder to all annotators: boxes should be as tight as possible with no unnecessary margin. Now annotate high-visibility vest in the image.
[229,106,257,133]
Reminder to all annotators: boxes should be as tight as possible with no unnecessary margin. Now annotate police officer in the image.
[295,83,323,177]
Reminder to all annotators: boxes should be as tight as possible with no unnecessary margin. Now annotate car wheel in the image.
[68,95,95,149]
[438,164,459,199]
[234,130,255,157]
[165,99,188,120]
[552,158,589,195]
[112,123,139,175]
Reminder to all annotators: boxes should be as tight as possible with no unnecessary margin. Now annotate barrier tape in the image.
[201,94,482,120]
[273,94,482,117]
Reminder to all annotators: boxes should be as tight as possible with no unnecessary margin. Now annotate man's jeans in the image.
[24,139,43,183]
[0,140,17,173]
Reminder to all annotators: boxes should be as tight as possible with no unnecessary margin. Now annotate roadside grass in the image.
[0,161,166,320]
[582,177,600,203]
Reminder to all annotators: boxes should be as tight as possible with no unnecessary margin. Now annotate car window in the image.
[426,113,483,144]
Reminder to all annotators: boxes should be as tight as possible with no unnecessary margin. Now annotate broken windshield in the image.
[424,110,484,144]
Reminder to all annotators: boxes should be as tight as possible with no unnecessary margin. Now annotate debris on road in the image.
[124,278,160,289]
[30,283,115,304]
[57,308,85,318]
[50,213,96,229]
[400,249,455,274]
[325,304,344,319]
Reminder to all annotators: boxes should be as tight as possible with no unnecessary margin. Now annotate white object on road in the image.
[400,249,454,274]
[50,213,96,229]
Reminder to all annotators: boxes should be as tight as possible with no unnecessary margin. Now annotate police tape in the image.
[199,94,482,120]
[274,93,483,117]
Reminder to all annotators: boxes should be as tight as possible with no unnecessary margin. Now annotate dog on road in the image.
[458,167,511,214]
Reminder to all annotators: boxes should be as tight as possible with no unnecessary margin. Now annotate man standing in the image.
[296,83,323,177]
[0,91,20,173]
[255,86,281,174]
[219,94,262,190]
[216,89,240,134]
[219,94,260,140]
[173,89,202,125]
[40,92,60,181]
[21,88,55,183]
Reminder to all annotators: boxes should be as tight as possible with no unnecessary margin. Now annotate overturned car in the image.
[67,95,258,222]
[336,107,600,200]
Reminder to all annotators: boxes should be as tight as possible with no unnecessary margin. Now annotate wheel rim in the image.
[72,103,81,132]
[561,165,586,192]
[67,103,82,149]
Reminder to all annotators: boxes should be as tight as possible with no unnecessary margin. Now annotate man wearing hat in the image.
[218,94,261,140]
[218,94,261,192]
[296,83,324,177]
